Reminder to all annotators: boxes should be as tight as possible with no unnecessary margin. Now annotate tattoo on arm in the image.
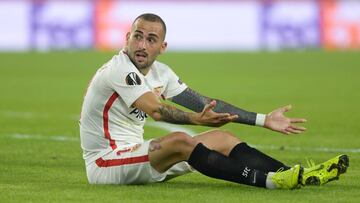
[158,104,192,125]
[214,99,257,125]
[171,88,257,125]
[171,88,211,112]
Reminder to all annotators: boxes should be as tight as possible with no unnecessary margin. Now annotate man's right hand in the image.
[134,92,236,126]
[194,100,238,127]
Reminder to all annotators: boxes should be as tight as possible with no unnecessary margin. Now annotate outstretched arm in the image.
[133,92,238,127]
[170,88,259,125]
[171,88,306,135]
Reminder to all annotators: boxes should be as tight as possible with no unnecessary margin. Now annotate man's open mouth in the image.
[135,52,148,61]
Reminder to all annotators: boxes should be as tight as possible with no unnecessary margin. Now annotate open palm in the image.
[264,105,307,135]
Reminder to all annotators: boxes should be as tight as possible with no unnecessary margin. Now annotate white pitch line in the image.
[250,144,360,154]
[4,132,360,153]
[146,121,197,136]
[0,110,80,121]
[0,111,46,119]
[2,121,359,154]
[8,133,78,142]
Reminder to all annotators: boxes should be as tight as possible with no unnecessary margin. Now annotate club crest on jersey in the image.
[153,86,164,98]
[126,72,142,85]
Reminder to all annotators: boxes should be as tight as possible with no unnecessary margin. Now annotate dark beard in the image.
[128,55,148,70]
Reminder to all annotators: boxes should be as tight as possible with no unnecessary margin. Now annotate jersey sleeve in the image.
[107,55,151,107]
[162,66,188,99]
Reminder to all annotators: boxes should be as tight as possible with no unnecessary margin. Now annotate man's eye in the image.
[148,38,157,43]
[134,35,142,39]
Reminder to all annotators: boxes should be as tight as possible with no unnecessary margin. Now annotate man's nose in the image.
[138,39,147,49]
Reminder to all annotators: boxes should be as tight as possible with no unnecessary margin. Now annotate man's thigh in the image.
[86,141,166,184]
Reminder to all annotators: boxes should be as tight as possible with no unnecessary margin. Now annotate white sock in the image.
[266,172,277,189]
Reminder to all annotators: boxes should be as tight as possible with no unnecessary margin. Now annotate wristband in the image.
[255,113,266,126]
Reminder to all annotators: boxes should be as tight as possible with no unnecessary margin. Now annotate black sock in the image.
[188,143,267,188]
[229,142,290,172]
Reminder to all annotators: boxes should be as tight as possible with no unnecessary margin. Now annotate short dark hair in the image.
[133,13,167,39]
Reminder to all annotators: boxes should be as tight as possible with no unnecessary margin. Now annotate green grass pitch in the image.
[0,51,359,202]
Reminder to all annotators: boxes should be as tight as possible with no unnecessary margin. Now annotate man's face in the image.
[125,19,167,70]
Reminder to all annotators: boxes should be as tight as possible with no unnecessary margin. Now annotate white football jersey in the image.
[79,51,187,161]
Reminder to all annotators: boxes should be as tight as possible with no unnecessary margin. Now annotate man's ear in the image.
[126,32,130,42]
[124,32,131,48]
[160,42,167,54]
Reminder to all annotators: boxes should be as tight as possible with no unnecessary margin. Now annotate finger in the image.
[202,104,212,114]
[209,100,217,108]
[229,115,238,120]
[211,114,231,122]
[286,127,303,134]
[201,101,216,117]
[203,100,216,112]
[216,117,232,124]
[290,124,306,131]
[280,104,292,113]
[281,130,291,135]
[290,118,307,123]
[286,126,304,134]
[284,128,294,135]
[214,112,231,118]
[219,114,238,119]
[219,115,238,122]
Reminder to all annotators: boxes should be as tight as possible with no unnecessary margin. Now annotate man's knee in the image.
[168,132,198,157]
[169,131,198,147]
[209,129,242,142]
[202,129,241,155]
[148,132,198,173]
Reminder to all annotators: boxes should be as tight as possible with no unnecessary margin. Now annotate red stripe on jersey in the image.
[103,92,119,150]
[95,155,149,167]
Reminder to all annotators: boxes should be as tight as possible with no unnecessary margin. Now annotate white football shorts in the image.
[85,140,194,184]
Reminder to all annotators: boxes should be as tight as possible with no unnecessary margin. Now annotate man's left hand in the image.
[264,105,307,135]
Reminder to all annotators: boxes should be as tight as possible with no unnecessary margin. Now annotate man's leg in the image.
[193,129,290,172]
[148,131,300,189]
[187,130,349,187]
[148,132,197,173]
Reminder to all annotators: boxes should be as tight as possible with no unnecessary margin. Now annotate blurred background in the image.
[1,1,360,202]
[1,0,360,52]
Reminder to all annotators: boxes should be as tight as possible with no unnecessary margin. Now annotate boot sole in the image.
[300,155,349,186]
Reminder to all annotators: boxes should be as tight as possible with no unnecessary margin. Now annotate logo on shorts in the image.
[126,72,142,85]
[116,148,131,156]
[116,144,141,156]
